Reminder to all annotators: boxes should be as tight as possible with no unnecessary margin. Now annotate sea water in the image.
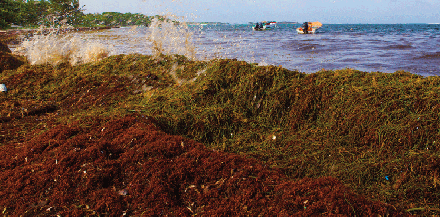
[14,23,440,76]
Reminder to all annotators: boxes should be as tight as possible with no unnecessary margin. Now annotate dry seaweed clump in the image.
[139,61,440,214]
[0,114,403,216]
[0,41,11,53]
[0,41,25,73]
[1,53,438,215]
[0,52,25,73]
[0,54,203,146]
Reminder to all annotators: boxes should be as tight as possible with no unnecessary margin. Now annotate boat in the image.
[296,21,322,34]
[252,21,277,31]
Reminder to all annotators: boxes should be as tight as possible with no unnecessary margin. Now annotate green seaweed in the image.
[1,53,439,214]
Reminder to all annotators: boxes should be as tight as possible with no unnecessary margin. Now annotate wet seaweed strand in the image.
[1,54,439,214]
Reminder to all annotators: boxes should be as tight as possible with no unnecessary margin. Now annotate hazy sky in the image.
[79,0,440,24]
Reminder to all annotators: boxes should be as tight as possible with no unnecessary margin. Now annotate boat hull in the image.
[252,26,273,31]
[252,22,277,31]
[296,27,317,34]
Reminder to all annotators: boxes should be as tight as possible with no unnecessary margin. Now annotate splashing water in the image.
[14,17,199,66]
[147,14,196,60]
[14,32,114,66]
[11,0,248,66]
[11,0,252,68]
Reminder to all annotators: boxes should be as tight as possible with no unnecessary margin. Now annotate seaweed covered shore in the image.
[1,52,439,215]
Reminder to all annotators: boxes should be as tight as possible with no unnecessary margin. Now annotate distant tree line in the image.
[0,0,154,29]
[81,12,152,27]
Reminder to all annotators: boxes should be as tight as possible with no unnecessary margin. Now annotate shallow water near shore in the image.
[9,23,440,76]
[33,23,438,76]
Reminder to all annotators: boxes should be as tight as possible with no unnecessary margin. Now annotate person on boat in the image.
[255,22,261,30]
[303,22,309,34]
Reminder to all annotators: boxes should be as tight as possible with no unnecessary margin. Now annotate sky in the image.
[79,0,440,24]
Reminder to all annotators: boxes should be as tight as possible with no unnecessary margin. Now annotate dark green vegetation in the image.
[1,53,439,215]
[81,12,153,28]
[0,0,153,29]
[1,0,81,29]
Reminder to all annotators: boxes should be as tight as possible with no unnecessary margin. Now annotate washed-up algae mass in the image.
[0,114,398,216]
[0,41,25,74]
[1,53,439,215]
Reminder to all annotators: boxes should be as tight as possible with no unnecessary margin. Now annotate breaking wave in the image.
[14,33,114,66]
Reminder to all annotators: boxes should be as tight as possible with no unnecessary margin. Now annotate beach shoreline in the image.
[0,26,113,45]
